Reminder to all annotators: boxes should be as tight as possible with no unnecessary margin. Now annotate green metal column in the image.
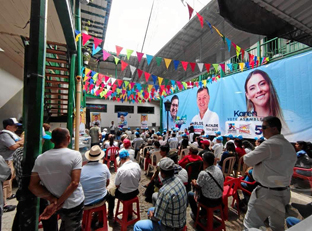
[67,53,76,147]
[160,97,163,133]
[257,41,261,62]
[21,0,47,230]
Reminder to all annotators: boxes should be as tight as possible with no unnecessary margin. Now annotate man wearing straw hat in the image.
[80,145,114,218]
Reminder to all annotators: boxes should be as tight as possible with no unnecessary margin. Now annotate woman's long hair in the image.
[109,135,115,146]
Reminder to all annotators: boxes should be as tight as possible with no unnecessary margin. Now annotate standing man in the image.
[191,87,219,135]
[0,155,11,229]
[109,121,116,134]
[0,118,24,212]
[243,116,296,231]
[89,122,101,147]
[169,95,179,130]
[29,128,85,231]
[134,157,187,231]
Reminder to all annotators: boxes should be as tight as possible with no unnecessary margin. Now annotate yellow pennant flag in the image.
[164,58,172,69]
[158,77,163,85]
[83,75,89,82]
[85,68,91,76]
[239,63,245,72]
[148,84,153,92]
[75,34,81,42]
[212,25,223,38]
[202,79,207,87]
[236,46,241,58]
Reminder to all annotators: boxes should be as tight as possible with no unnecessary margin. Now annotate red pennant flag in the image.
[130,82,135,89]
[195,82,199,87]
[204,63,211,72]
[219,64,225,73]
[189,62,196,72]
[117,98,120,102]
[241,49,245,60]
[196,13,204,28]
[144,72,150,82]
[250,60,255,69]
[104,76,110,83]
[116,45,123,56]
[249,53,254,61]
[98,73,104,82]
[93,37,103,49]
[121,60,128,71]
[181,61,189,71]
[82,33,92,46]
[117,79,123,87]
[137,69,143,79]
[187,4,194,20]
[136,52,144,63]
[231,42,236,49]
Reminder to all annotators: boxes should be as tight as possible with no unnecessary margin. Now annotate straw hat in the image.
[85,145,104,161]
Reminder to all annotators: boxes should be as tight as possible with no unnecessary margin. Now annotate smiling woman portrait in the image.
[244,69,289,132]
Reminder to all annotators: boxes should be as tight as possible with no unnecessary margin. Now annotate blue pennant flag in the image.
[227,63,233,71]
[90,71,96,77]
[225,38,231,52]
[173,60,180,70]
[171,80,175,86]
[136,83,142,91]
[75,30,80,36]
[245,61,250,69]
[92,43,102,56]
[205,20,213,34]
[146,54,153,65]
[199,81,203,88]
[155,85,159,91]
[90,79,94,84]
[151,75,157,84]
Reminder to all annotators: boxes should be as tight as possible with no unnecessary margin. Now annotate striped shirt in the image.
[154,176,187,228]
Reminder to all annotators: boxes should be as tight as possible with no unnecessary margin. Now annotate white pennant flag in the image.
[110,77,116,85]
[129,65,137,75]
[197,63,204,72]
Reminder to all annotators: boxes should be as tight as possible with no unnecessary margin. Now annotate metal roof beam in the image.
[81,18,104,26]
[81,9,106,19]
[87,2,107,11]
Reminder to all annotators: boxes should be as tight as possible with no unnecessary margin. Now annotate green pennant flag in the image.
[103,89,108,95]
[116,88,122,94]
[142,84,147,90]
[212,64,219,73]
[155,57,162,66]
[126,49,133,60]
[114,56,120,65]
[164,79,169,86]
[100,91,105,98]
[182,82,187,89]
[92,73,98,81]
[124,81,129,88]
[233,63,239,71]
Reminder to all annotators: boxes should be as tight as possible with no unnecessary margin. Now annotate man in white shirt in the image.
[212,136,223,161]
[109,121,116,134]
[243,116,297,231]
[168,133,179,149]
[191,87,219,135]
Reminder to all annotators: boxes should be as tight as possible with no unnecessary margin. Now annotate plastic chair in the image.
[179,148,189,161]
[185,161,203,191]
[114,197,140,231]
[195,203,226,231]
[221,157,236,177]
[146,151,161,175]
[235,156,248,177]
[82,201,108,231]
[104,147,119,172]
[292,167,312,195]
[222,176,240,220]
[237,176,258,195]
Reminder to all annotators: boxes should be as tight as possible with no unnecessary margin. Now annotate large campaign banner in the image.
[162,51,312,142]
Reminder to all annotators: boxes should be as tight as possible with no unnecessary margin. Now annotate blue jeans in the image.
[286,217,301,228]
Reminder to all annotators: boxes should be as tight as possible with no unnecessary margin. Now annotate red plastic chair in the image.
[292,167,312,195]
[195,203,226,231]
[237,176,258,195]
[104,147,119,172]
[114,197,140,231]
[82,201,108,231]
[222,176,240,220]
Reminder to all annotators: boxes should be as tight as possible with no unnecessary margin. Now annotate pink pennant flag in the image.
[116,45,123,56]
[204,63,211,72]
[137,69,143,79]
[121,60,128,71]
[144,72,150,82]
[196,13,204,28]
[181,61,189,71]
[93,37,103,49]
[136,52,144,63]
[219,64,225,73]
[82,33,92,46]
[189,62,196,72]
[187,4,194,20]
[103,50,111,61]
[130,82,136,89]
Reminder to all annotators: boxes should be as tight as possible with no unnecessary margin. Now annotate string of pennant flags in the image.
[78,1,270,102]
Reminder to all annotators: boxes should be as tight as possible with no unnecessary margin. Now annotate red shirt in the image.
[235,147,246,158]
[178,154,203,169]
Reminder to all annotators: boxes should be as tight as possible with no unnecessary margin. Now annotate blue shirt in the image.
[80,162,111,205]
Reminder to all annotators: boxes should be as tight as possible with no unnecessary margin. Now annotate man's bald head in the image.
[51,128,70,146]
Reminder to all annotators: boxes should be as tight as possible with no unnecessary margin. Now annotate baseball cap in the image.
[42,127,51,140]
[159,157,174,171]
[182,133,188,137]
[216,136,223,141]
[201,140,210,146]
[156,131,161,135]
[237,135,243,140]
[225,134,234,139]
[128,127,131,130]
[135,132,140,136]
[123,139,131,148]
[215,131,221,135]
[119,149,129,159]
[3,118,22,127]
[136,128,140,131]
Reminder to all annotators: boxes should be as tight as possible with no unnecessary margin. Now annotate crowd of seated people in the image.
[8,121,311,231]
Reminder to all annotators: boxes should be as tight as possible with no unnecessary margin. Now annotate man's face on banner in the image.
[94,115,98,121]
[197,89,210,115]
[170,98,179,118]
[120,115,125,121]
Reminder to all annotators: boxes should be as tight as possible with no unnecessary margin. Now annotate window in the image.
[137,106,154,114]
[115,105,134,113]
[86,104,107,112]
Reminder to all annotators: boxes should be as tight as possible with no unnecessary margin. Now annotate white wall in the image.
[86,98,161,128]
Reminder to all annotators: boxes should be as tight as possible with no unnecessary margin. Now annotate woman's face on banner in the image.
[246,73,270,109]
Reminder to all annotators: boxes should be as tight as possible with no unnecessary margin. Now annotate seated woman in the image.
[242,140,255,154]
[295,141,312,176]
[218,142,238,170]
[188,152,224,219]
[103,134,118,163]
[178,145,202,169]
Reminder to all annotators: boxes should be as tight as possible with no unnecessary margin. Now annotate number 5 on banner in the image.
[255,125,262,135]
